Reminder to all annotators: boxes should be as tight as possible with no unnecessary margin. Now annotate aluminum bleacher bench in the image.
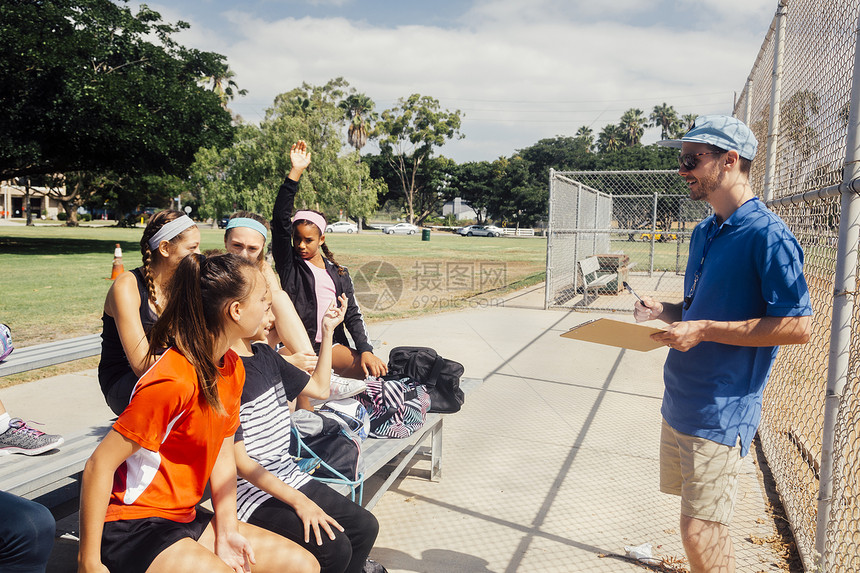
[0,375,483,513]
[329,376,483,510]
[0,333,102,377]
[0,421,113,507]
[577,256,616,304]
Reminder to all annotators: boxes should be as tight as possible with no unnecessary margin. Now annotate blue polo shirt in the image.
[662,198,811,456]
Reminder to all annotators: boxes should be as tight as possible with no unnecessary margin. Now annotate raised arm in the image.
[300,294,347,399]
[271,141,311,277]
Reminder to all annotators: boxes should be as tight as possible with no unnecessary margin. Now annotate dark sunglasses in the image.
[678,151,723,171]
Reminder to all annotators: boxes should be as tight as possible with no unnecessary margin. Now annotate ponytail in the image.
[147,253,258,413]
[139,210,194,314]
[320,243,345,276]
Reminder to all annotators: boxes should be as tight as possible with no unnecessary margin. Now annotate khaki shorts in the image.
[660,418,744,526]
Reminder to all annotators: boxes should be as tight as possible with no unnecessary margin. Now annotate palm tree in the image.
[204,65,247,110]
[575,126,595,151]
[597,124,625,153]
[339,93,376,231]
[677,114,699,136]
[339,93,376,153]
[619,108,648,146]
[650,103,679,140]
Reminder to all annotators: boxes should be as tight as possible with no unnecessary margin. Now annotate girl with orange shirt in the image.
[78,253,318,573]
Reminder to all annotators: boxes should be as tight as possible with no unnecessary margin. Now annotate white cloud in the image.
[140,1,775,161]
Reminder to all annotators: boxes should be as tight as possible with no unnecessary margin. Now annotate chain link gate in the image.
[545,169,707,312]
[733,2,860,570]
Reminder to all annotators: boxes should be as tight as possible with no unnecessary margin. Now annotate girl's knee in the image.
[313,532,352,572]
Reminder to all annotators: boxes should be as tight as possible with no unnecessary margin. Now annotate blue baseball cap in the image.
[657,114,758,160]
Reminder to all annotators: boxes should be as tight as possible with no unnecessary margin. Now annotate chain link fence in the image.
[545,170,708,312]
[733,1,860,570]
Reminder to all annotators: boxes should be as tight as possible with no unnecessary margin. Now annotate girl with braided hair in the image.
[79,253,318,573]
[98,210,200,415]
[271,141,387,380]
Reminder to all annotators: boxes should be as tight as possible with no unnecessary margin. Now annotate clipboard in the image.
[560,318,666,352]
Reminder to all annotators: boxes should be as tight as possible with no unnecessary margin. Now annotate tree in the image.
[486,156,546,227]
[191,79,384,225]
[517,136,595,183]
[597,124,625,153]
[678,114,699,136]
[619,108,648,146]
[650,103,679,140]
[339,93,377,229]
[203,64,247,121]
[450,161,496,223]
[340,94,376,153]
[575,126,595,151]
[376,94,463,223]
[0,0,235,181]
[782,90,821,163]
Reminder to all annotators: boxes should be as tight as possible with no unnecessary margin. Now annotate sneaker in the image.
[310,372,367,406]
[0,419,64,456]
[363,558,388,573]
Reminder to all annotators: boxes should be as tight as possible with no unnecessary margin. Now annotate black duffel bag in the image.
[387,346,465,413]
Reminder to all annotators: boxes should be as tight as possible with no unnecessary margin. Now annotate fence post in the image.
[763,1,787,203]
[815,10,860,570]
[744,76,753,125]
[544,169,555,309]
[649,192,657,276]
[574,182,582,291]
[592,191,599,254]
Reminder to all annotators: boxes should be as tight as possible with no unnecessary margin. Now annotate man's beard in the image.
[689,166,724,201]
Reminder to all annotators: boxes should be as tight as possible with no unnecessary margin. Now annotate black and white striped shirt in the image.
[235,343,311,521]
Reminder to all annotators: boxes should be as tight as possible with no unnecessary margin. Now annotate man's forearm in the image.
[657,301,683,324]
[697,315,811,347]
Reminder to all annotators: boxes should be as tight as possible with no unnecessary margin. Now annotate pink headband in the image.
[292,210,327,234]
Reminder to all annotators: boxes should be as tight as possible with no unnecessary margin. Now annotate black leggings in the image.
[247,480,378,573]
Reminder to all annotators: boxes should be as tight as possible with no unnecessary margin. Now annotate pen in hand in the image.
[623,281,643,304]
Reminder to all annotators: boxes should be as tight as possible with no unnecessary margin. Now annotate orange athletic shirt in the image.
[105,347,243,523]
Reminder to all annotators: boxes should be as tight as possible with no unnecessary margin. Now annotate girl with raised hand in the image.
[231,289,379,573]
[223,211,317,373]
[271,141,387,381]
[98,210,200,415]
[78,253,318,573]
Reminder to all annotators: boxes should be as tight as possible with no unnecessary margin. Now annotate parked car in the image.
[457,224,504,237]
[325,221,358,233]
[217,216,230,229]
[385,222,420,235]
[640,230,678,242]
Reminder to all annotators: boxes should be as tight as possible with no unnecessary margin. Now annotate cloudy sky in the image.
[131,0,778,163]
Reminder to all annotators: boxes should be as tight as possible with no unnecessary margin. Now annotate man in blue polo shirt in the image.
[634,115,811,573]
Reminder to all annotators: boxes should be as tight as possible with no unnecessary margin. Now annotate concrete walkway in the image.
[0,284,788,572]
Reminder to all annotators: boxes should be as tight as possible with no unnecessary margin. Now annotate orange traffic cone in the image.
[110,243,124,280]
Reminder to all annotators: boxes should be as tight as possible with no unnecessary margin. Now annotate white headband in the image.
[148,215,196,250]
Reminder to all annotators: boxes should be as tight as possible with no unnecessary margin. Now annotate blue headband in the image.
[226,217,268,238]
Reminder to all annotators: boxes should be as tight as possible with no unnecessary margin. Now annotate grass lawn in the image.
[0,224,547,348]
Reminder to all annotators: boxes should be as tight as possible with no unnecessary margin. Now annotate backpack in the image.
[387,346,465,413]
[357,375,429,439]
[0,324,12,362]
[319,398,370,442]
[291,410,363,481]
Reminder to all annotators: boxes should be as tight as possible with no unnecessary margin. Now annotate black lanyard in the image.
[684,217,721,310]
